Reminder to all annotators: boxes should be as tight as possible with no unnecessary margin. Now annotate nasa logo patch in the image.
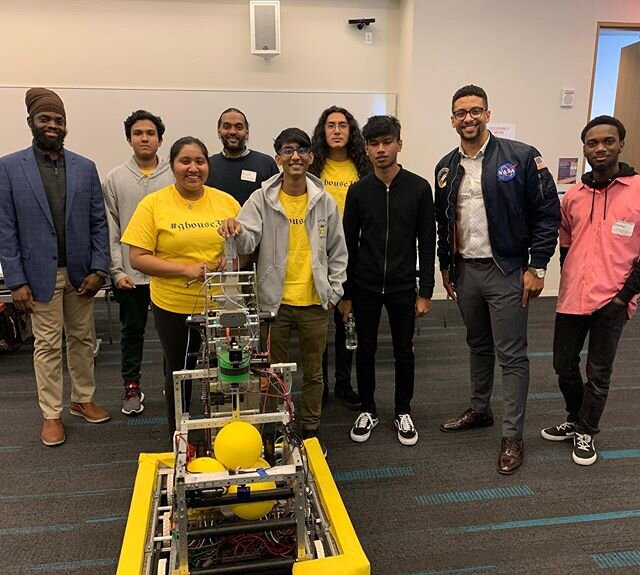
[497,162,518,182]
[437,167,449,189]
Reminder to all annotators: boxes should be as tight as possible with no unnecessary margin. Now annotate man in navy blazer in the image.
[0,88,111,446]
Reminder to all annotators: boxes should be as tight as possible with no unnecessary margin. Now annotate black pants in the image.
[322,307,354,391]
[352,286,416,416]
[152,304,201,436]
[112,284,150,384]
[553,301,628,436]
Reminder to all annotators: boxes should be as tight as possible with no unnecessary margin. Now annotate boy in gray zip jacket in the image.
[102,110,174,416]
[219,128,347,444]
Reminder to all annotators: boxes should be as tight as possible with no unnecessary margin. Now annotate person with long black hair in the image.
[309,106,371,410]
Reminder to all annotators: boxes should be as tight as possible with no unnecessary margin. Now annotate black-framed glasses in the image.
[452,107,486,121]
[278,146,311,158]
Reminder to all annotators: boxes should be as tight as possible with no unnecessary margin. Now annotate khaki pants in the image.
[266,304,329,431]
[31,268,96,418]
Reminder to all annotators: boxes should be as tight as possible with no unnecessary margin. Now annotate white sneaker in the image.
[394,413,418,446]
[350,412,379,443]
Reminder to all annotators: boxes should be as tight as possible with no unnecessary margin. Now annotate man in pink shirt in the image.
[541,115,640,466]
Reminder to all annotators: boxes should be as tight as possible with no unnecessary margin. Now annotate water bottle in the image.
[345,314,358,350]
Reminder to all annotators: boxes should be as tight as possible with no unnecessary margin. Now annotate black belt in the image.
[462,257,493,264]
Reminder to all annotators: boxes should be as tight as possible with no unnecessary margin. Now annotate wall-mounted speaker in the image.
[560,88,575,108]
[250,1,280,56]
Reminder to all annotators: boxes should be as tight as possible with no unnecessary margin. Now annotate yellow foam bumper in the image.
[117,440,369,575]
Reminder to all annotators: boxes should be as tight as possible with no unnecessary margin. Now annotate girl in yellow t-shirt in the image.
[122,136,241,437]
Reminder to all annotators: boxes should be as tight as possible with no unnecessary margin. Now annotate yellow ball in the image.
[187,457,226,474]
[214,421,263,470]
[228,459,276,520]
[248,457,270,469]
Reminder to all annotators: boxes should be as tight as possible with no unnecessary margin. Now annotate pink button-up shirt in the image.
[557,175,640,317]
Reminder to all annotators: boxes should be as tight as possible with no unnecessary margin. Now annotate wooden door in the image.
[614,41,640,169]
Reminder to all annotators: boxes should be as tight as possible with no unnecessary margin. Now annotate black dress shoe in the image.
[335,386,361,410]
[440,407,494,432]
[498,437,524,474]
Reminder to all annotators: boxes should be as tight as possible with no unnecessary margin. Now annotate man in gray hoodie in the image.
[103,110,174,416]
[219,128,347,446]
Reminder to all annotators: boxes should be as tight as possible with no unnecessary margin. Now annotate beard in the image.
[31,125,67,153]
[589,155,618,174]
[457,123,483,142]
[221,134,246,153]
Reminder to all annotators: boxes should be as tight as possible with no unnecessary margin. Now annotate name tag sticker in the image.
[241,170,257,182]
[612,220,635,237]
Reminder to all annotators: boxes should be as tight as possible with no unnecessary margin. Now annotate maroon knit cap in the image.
[25,88,66,119]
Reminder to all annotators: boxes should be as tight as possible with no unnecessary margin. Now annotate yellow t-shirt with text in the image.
[121,184,241,314]
[320,158,358,215]
[279,190,320,306]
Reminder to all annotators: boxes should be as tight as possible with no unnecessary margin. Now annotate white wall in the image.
[3,0,640,297]
[0,0,399,92]
[397,0,640,296]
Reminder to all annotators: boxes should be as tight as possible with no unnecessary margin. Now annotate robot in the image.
[117,239,369,575]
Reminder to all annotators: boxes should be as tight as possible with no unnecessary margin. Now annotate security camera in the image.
[348,18,375,30]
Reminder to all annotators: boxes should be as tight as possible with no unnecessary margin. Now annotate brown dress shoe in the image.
[498,437,524,475]
[69,401,111,423]
[41,418,65,446]
[440,407,494,432]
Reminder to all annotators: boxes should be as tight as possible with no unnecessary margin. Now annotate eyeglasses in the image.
[326,122,349,131]
[452,107,486,121]
[278,146,311,158]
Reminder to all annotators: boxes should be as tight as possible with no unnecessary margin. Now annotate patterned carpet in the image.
[1,296,639,574]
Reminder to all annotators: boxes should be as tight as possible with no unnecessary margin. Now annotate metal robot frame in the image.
[145,240,338,574]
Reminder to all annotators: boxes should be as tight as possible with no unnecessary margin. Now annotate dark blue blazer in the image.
[0,146,109,302]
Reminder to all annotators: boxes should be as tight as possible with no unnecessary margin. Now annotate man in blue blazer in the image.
[0,88,111,446]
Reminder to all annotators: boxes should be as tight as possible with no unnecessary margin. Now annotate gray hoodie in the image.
[102,156,174,285]
[236,171,347,314]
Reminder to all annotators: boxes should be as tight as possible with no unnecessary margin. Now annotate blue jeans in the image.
[553,301,627,436]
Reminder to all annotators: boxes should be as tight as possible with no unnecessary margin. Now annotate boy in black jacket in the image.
[340,115,435,446]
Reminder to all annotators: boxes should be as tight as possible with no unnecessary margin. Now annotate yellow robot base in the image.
[117,438,369,575]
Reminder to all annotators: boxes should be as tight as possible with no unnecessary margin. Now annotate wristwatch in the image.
[527,267,546,279]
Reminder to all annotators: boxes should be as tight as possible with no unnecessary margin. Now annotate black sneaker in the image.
[573,433,597,465]
[541,421,576,441]
[350,412,379,443]
[394,413,418,446]
[335,386,361,411]
[121,382,145,415]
